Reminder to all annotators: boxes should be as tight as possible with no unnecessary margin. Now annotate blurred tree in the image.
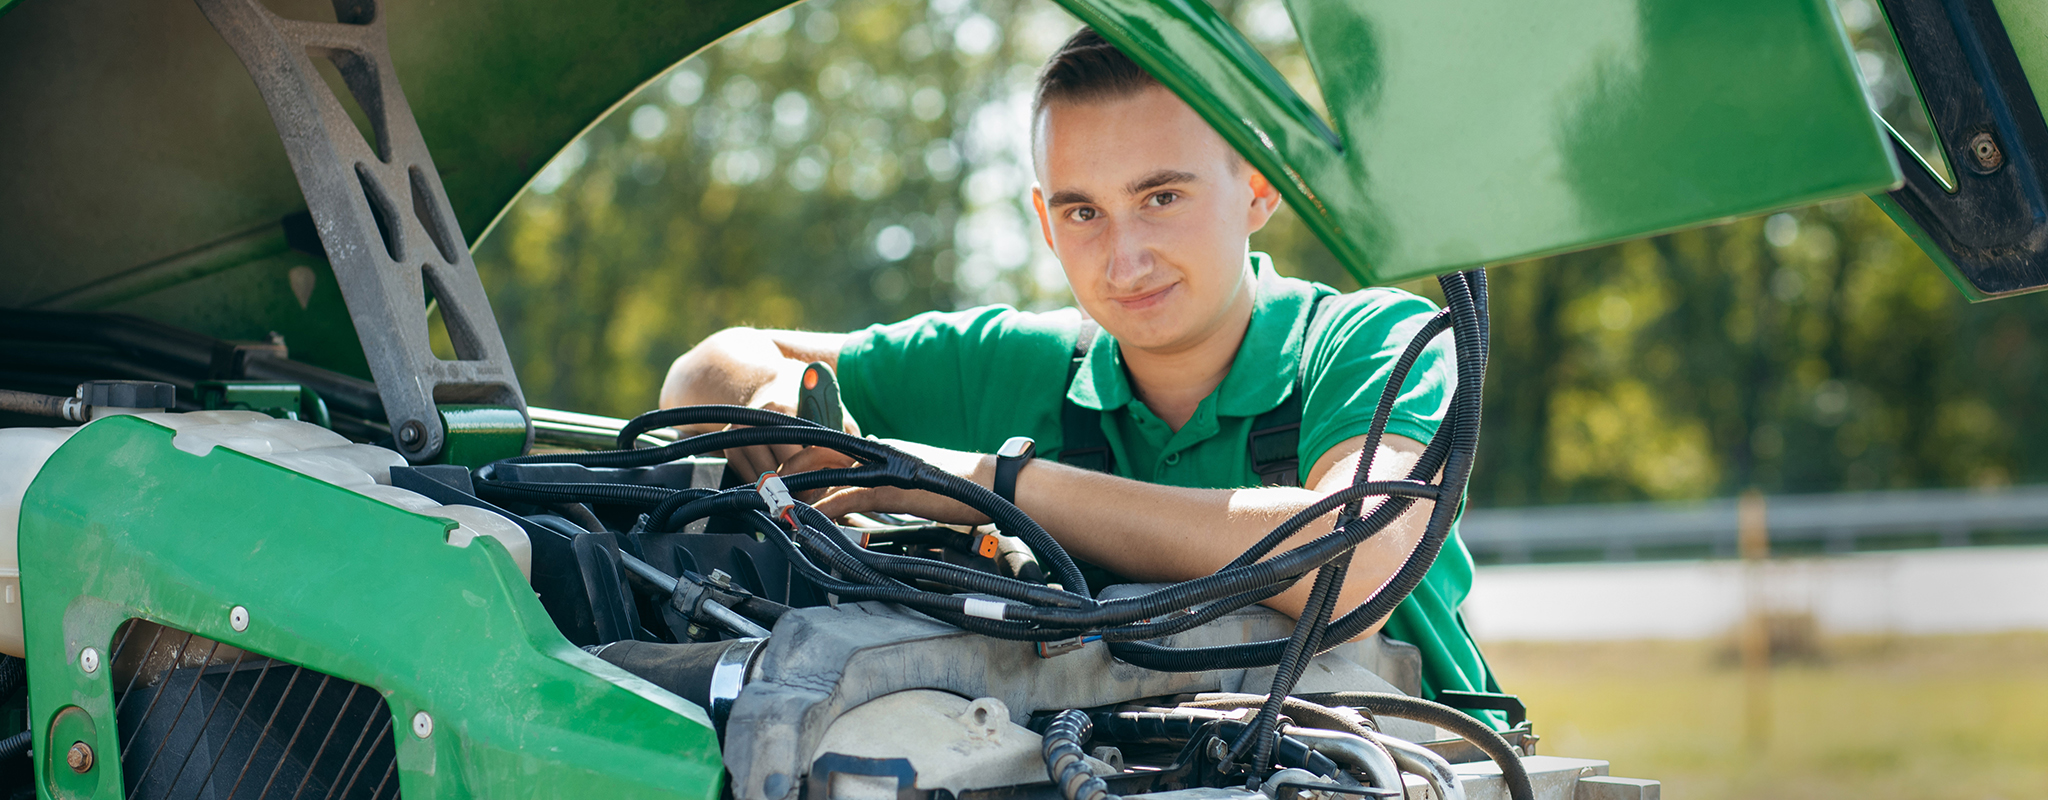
[471,0,2048,505]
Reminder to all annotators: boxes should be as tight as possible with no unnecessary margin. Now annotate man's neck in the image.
[1121,286,1257,432]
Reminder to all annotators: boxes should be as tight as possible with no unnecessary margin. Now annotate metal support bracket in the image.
[1878,0,2048,299]
[195,0,530,461]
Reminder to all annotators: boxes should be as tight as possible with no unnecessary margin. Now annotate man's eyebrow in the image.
[1126,169,1199,195]
[1045,189,1094,207]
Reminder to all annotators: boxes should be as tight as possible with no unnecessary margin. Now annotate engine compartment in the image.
[0,281,1661,799]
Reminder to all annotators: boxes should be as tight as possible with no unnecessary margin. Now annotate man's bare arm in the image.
[809,432,1436,637]
[660,327,851,477]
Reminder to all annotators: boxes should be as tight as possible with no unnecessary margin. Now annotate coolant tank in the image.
[0,413,530,658]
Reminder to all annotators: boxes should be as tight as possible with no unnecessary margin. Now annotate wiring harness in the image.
[478,268,1492,786]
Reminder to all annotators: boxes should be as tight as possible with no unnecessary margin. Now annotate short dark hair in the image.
[1032,27,1162,119]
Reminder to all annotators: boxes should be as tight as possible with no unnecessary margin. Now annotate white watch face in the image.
[998,436,1035,459]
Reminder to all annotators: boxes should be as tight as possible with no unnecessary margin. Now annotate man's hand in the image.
[780,439,995,524]
[660,327,857,480]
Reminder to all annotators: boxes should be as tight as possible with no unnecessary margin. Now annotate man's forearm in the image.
[993,439,1433,635]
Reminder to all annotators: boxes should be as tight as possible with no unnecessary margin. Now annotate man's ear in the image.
[1031,185,1057,252]
[1245,167,1283,234]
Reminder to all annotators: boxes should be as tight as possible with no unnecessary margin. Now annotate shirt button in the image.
[1164,452,1180,466]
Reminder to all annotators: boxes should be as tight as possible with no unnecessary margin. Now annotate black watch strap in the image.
[994,436,1036,505]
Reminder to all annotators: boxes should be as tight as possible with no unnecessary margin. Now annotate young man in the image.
[661,28,1496,709]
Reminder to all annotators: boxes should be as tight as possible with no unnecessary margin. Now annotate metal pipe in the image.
[1366,730,1464,800]
[619,553,773,639]
[0,388,84,421]
[1282,726,1402,793]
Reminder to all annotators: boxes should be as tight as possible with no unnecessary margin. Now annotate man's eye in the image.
[1069,207,1098,222]
[1148,192,1179,207]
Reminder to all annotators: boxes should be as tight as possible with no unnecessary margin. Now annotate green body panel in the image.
[1869,191,1988,301]
[1060,0,1903,283]
[1990,0,2048,138]
[198,381,333,427]
[438,405,533,468]
[17,417,723,798]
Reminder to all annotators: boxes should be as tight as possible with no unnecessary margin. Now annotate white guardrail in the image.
[1458,485,2048,562]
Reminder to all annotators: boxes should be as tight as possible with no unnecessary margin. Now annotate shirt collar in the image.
[1066,253,1319,417]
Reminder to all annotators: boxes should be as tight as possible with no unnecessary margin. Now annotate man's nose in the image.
[1102,219,1155,288]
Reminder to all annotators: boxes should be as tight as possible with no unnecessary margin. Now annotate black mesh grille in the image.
[108,621,400,800]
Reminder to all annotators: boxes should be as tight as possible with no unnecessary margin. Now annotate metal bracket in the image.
[195,0,529,461]
[1879,0,2048,299]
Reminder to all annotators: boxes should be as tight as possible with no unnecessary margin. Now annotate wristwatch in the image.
[994,436,1036,505]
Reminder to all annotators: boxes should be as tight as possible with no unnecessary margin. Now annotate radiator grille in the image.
[108,621,400,800]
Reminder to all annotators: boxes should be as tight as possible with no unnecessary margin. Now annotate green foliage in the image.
[1476,199,2048,505]
[473,0,2048,505]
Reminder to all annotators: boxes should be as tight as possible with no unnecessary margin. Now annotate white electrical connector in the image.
[757,471,797,525]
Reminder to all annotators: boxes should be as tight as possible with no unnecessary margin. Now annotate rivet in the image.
[79,647,99,674]
[230,605,250,632]
[66,741,93,773]
[412,710,433,738]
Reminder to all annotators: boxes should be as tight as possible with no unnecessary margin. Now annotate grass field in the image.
[1483,632,2048,800]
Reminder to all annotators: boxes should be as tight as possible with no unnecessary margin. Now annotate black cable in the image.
[484,268,1489,684]
[1299,691,1532,800]
[1230,295,1463,776]
[614,404,826,451]
[1126,269,1485,670]
[473,479,678,508]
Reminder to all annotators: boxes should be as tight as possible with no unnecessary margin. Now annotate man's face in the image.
[1032,86,1281,355]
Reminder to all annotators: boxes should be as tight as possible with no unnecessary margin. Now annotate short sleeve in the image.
[836,305,1080,453]
[1296,289,1455,472]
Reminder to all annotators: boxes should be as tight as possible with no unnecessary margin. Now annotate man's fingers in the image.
[812,486,876,520]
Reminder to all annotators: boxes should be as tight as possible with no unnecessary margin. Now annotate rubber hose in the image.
[0,731,27,763]
[1042,710,1114,800]
[1299,692,1531,800]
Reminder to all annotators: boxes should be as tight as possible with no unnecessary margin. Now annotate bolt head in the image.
[707,569,733,588]
[78,647,99,674]
[397,420,427,448]
[411,710,433,738]
[230,606,250,632]
[1969,132,2005,172]
[65,741,93,773]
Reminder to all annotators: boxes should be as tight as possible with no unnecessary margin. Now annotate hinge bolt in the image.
[397,420,427,448]
[66,741,93,773]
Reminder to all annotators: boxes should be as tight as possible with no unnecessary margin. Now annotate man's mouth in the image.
[1110,283,1176,311]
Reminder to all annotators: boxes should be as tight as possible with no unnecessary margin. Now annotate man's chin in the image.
[1098,315,1191,353]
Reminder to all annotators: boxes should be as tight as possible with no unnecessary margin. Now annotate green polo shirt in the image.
[837,254,1497,715]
